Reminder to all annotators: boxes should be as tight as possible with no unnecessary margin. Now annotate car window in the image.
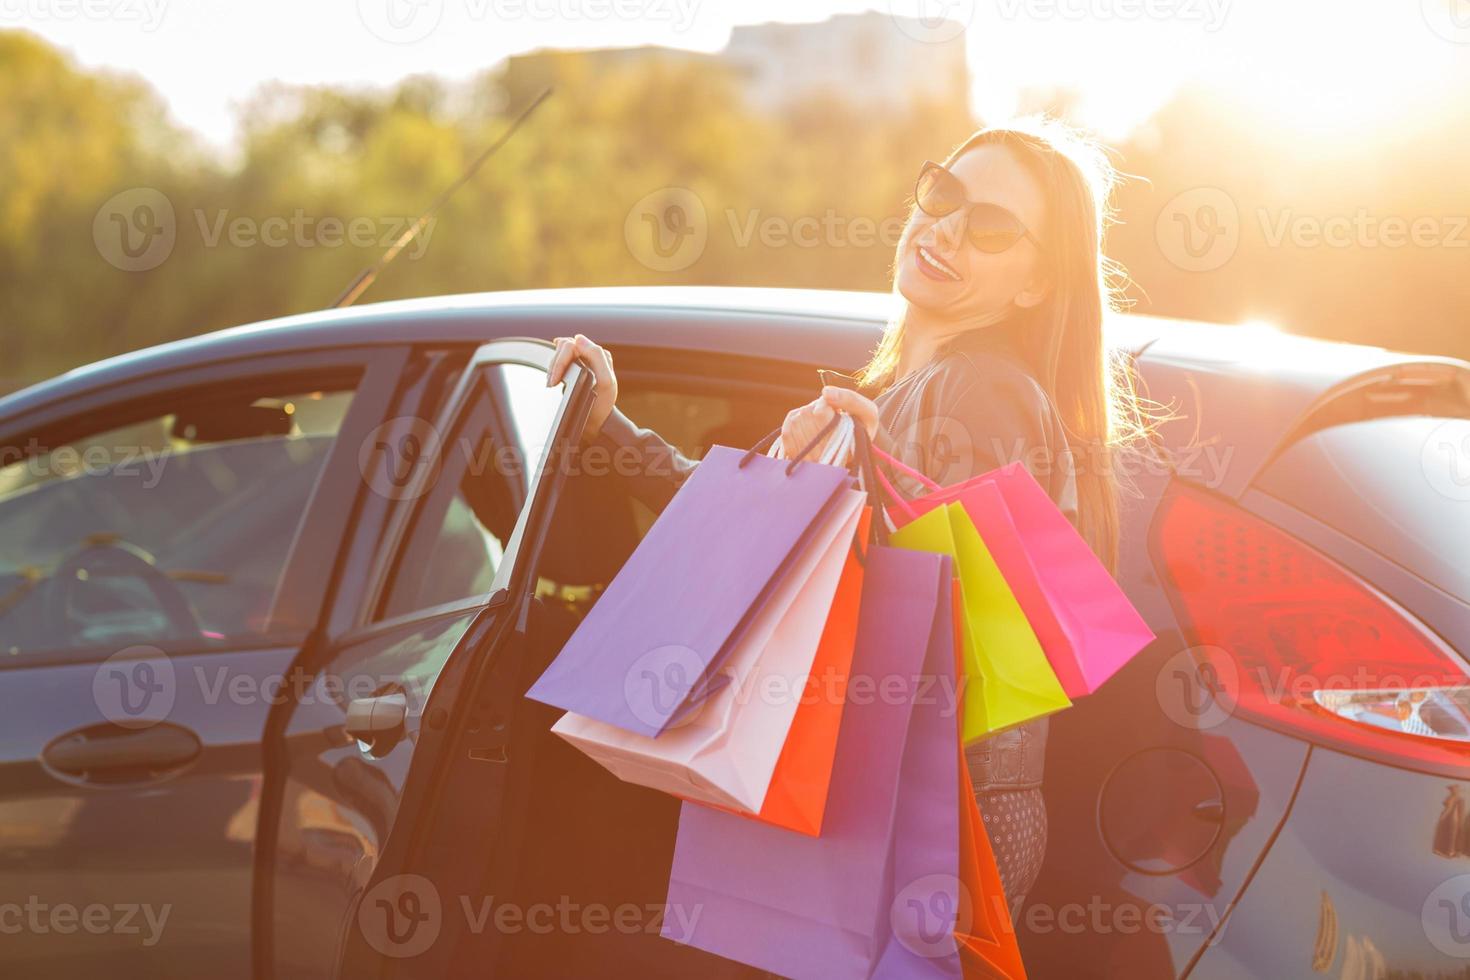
[0,385,356,657]
[378,362,563,620]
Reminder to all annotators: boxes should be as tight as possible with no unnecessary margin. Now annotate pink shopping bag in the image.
[873,448,1154,698]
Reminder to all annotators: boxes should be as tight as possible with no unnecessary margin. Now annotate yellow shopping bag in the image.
[891,501,1071,742]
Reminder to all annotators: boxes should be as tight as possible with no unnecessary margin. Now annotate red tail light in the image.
[1154,484,1470,772]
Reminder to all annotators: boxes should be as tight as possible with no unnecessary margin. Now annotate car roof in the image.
[4,287,1466,501]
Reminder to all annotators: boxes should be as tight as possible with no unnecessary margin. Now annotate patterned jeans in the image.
[965,716,1049,909]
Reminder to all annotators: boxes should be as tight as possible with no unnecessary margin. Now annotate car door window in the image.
[377,359,565,620]
[0,383,356,657]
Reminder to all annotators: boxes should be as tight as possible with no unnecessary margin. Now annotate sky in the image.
[5,0,1467,151]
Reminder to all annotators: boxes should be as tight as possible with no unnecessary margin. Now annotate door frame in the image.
[252,338,589,980]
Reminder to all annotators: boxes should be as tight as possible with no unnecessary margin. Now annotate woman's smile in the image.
[915,243,963,282]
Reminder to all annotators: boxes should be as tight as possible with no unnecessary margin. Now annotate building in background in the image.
[720,14,968,112]
[510,12,969,114]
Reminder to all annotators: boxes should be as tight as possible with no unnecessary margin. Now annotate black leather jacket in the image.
[591,319,1076,793]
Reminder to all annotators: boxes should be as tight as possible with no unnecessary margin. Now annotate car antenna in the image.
[328,86,553,309]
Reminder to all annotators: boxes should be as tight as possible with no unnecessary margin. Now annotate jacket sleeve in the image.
[588,406,699,513]
[876,351,1079,524]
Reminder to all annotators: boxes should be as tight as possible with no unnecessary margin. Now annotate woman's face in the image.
[895,143,1050,323]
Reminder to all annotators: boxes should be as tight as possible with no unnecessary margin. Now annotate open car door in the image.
[256,340,591,980]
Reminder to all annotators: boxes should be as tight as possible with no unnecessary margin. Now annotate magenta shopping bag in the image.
[661,545,962,980]
[875,448,1154,698]
[527,445,851,736]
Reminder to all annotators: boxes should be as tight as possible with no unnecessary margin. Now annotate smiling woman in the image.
[549,117,1154,910]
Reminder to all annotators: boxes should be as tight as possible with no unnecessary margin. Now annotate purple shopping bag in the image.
[527,445,850,737]
[876,449,1154,698]
[661,545,962,980]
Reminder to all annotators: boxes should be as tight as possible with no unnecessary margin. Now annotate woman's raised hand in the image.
[547,334,618,439]
[780,386,881,466]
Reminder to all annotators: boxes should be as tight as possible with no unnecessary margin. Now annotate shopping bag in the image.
[661,546,952,980]
[873,572,965,979]
[526,445,852,736]
[955,749,1027,979]
[550,490,865,815]
[890,502,1070,741]
[875,449,1154,698]
[945,575,1026,979]
[700,507,871,835]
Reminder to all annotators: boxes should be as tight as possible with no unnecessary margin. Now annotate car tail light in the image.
[1154,483,1470,772]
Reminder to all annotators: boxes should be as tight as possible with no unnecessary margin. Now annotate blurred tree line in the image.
[1,29,1466,392]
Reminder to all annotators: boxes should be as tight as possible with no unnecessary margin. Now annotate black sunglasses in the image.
[914,161,1045,254]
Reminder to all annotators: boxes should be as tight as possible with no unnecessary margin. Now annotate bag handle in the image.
[738,413,842,475]
[870,444,943,491]
[851,424,896,554]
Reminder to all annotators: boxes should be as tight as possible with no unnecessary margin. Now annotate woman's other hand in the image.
[780,386,880,465]
[547,334,617,440]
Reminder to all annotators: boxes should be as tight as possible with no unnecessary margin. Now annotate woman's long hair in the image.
[860,118,1152,572]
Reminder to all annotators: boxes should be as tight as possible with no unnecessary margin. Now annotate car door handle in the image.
[43,722,201,783]
[345,692,408,740]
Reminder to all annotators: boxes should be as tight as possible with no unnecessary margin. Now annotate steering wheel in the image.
[44,540,205,647]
